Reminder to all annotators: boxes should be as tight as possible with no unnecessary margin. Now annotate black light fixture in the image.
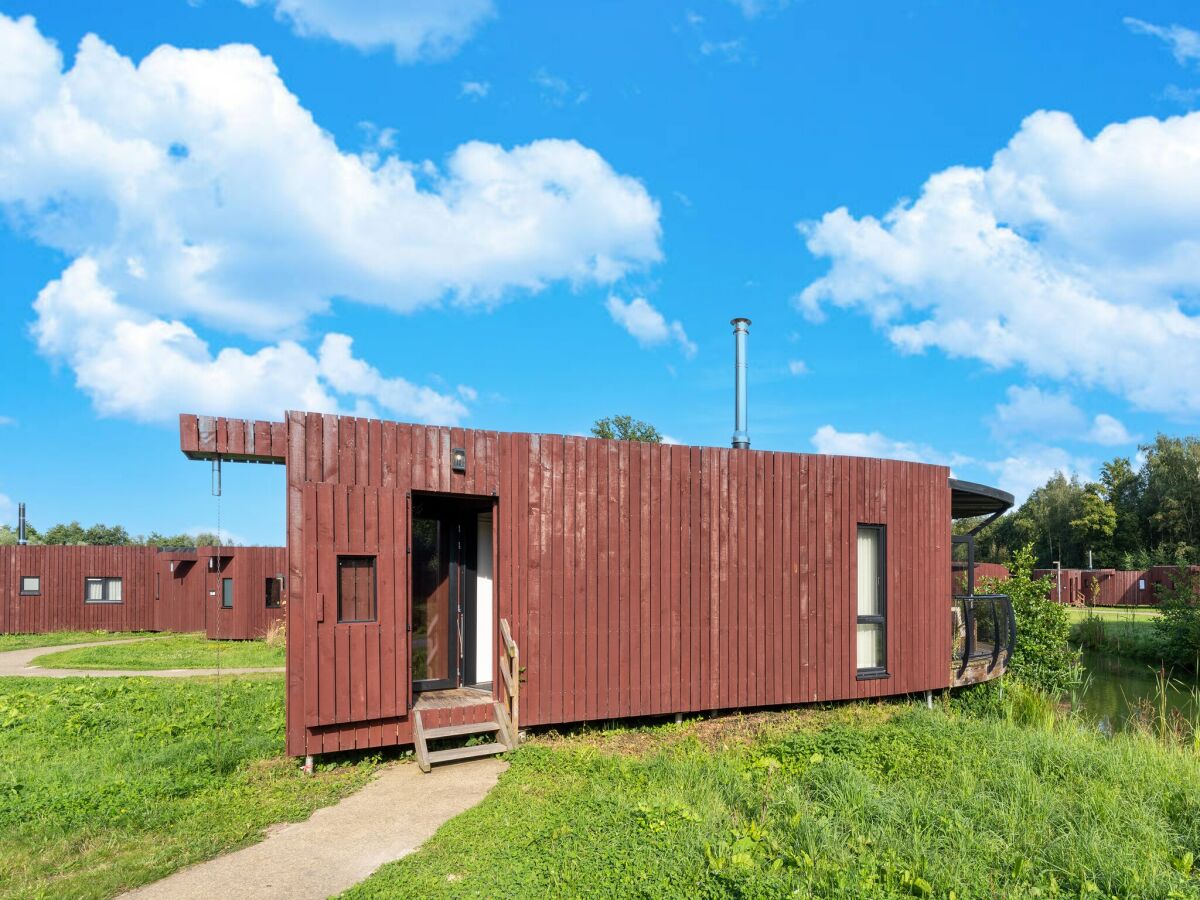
[451,446,467,473]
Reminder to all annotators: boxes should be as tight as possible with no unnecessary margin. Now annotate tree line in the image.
[0,521,229,547]
[974,434,1200,570]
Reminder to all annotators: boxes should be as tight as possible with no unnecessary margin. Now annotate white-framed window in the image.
[20,576,40,595]
[856,525,887,678]
[85,577,123,604]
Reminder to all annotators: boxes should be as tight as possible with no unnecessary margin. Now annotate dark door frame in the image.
[410,493,491,694]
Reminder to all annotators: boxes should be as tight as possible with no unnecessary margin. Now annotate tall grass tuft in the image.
[263,619,286,650]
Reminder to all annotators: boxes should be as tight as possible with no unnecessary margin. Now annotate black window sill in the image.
[84,601,124,605]
[19,592,41,597]
[856,669,891,681]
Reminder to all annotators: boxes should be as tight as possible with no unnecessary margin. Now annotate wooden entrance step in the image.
[413,699,517,773]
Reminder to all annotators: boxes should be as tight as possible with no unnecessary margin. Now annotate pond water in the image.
[1071,650,1199,734]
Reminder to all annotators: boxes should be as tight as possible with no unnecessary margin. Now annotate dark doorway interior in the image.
[411,493,492,694]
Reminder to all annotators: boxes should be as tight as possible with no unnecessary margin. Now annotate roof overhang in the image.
[950,478,1014,520]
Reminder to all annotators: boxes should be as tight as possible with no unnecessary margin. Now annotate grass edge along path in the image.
[31,633,284,670]
[0,674,381,899]
[344,700,1200,899]
[0,631,157,652]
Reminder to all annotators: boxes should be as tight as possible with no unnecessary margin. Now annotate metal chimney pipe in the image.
[731,317,751,449]
[17,503,27,545]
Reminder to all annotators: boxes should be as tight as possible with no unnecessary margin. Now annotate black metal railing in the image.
[951,594,1015,675]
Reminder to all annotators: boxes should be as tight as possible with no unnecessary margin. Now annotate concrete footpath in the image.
[123,757,507,900]
[0,638,284,678]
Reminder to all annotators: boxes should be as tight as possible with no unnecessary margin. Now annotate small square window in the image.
[20,576,40,596]
[85,577,123,604]
[337,556,376,623]
[265,576,282,609]
[221,577,234,609]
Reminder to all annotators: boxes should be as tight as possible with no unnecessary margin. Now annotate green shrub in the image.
[1153,567,1200,671]
[982,544,1079,695]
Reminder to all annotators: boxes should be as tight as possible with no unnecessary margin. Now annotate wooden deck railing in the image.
[499,618,520,735]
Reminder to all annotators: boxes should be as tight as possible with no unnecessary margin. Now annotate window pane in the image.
[338,556,376,623]
[107,578,122,603]
[222,578,233,608]
[265,577,281,608]
[857,527,880,616]
[21,576,39,593]
[86,579,103,601]
[857,623,884,670]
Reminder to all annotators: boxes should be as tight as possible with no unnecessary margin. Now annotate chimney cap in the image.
[730,317,751,327]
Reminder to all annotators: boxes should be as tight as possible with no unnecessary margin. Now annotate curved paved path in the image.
[0,637,284,678]
[123,757,507,900]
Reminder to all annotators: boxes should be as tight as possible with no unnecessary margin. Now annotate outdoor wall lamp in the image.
[451,447,467,473]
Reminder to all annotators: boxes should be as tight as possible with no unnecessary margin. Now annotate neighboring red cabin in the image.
[1035,566,1200,606]
[180,413,1016,760]
[0,544,285,640]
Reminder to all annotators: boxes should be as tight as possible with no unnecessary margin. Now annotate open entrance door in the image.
[303,483,409,727]
[411,494,494,695]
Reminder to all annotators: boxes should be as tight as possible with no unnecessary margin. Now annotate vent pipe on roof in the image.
[17,503,27,545]
[731,317,751,449]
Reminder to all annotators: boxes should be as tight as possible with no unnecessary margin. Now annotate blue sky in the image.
[2,0,1199,544]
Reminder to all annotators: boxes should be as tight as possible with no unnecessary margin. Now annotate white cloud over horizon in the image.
[240,0,495,62]
[605,296,697,357]
[990,385,1137,447]
[0,14,662,424]
[811,424,1094,505]
[798,108,1200,417]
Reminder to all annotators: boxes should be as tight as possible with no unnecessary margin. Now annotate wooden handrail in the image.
[499,617,519,735]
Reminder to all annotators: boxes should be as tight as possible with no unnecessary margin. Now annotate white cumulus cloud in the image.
[460,80,490,99]
[606,296,696,357]
[787,359,808,376]
[0,14,662,423]
[798,109,1200,416]
[990,384,1137,447]
[240,0,495,62]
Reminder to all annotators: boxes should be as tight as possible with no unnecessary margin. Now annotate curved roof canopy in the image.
[949,479,1014,519]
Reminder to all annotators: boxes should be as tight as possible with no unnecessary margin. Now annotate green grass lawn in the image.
[344,702,1200,899]
[0,631,156,652]
[1065,606,1161,623]
[32,633,285,670]
[1069,609,1171,666]
[0,675,379,899]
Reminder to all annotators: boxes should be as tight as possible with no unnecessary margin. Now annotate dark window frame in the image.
[20,575,41,596]
[221,577,234,609]
[84,577,123,604]
[856,524,889,680]
[337,555,377,624]
[265,575,283,609]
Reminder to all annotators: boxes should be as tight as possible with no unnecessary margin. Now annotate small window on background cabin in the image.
[221,577,234,609]
[20,576,40,595]
[85,577,122,604]
[265,577,282,609]
[856,525,887,676]
[337,556,376,623]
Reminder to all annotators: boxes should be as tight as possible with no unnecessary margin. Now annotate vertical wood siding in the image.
[281,413,954,758]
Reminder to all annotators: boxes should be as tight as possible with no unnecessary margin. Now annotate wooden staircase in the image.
[413,701,515,773]
[412,618,521,774]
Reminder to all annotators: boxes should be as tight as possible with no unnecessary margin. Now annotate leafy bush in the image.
[981,543,1079,695]
[1153,567,1200,671]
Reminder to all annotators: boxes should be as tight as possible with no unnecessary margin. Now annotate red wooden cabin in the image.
[1,544,285,640]
[180,412,1015,767]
